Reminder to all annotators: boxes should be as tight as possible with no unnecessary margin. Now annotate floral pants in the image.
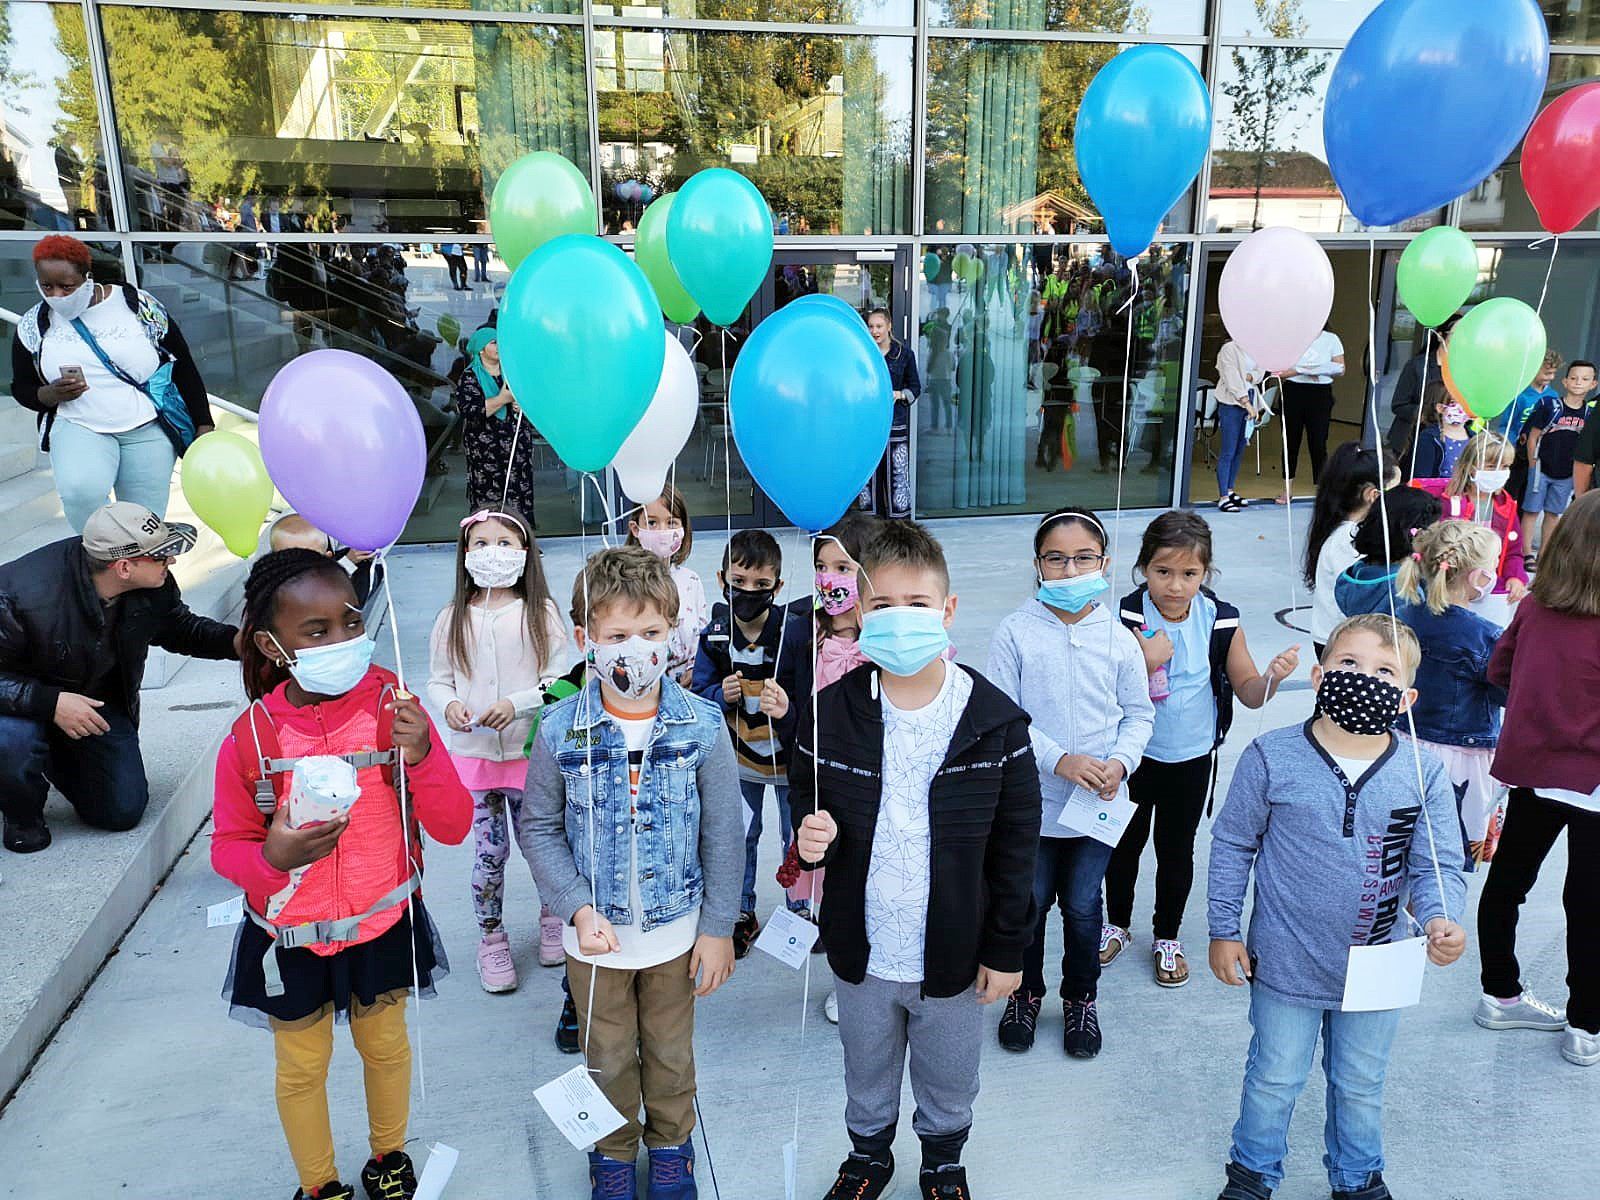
[470,788,525,933]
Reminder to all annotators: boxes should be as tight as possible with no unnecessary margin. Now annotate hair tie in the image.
[1411,552,1423,562]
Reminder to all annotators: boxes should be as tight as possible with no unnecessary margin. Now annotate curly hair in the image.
[239,549,357,699]
[32,234,93,273]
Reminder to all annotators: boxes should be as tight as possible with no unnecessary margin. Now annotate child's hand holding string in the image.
[1425,918,1466,966]
[388,693,431,765]
[574,905,621,955]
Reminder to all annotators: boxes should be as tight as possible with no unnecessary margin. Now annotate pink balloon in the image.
[1218,227,1335,374]
[259,350,427,552]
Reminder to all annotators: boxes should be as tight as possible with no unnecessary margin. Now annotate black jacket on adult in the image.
[1386,353,1443,461]
[0,538,237,726]
[788,662,1041,998]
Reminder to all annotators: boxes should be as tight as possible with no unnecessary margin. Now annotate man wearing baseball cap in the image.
[0,502,239,853]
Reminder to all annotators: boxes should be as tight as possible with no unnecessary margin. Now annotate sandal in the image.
[1153,939,1190,988]
[1099,924,1130,966]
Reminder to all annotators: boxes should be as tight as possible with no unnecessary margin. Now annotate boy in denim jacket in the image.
[521,547,744,1200]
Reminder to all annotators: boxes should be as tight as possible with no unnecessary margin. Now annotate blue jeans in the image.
[1217,403,1248,495]
[0,707,149,830]
[1229,983,1401,1193]
[1021,834,1114,1000]
[49,417,176,533]
[739,778,796,914]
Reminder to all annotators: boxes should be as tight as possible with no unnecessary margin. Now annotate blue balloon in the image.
[1075,46,1212,260]
[1324,0,1549,228]
[730,304,891,532]
[785,293,863,323]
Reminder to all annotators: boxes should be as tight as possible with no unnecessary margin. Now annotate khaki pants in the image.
[566,951,697,1161]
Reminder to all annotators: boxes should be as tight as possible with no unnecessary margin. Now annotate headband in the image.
[460,509,529,538]
[1035,509,1108,543]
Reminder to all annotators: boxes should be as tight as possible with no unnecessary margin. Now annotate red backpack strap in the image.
[230,701,289,819]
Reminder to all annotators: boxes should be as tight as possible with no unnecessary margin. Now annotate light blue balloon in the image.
[785,293,863,322]
[498,235,665,474]
[1324,0,1549,228]
[730,303,891,532]
[1074,46,1212,260]
[666,168,774,326]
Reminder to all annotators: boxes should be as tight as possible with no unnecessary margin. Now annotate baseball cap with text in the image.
[81,502,198,561]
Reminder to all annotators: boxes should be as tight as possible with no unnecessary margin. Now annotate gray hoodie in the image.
[986,599,1156,836]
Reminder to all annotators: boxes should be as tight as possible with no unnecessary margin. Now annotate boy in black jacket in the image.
[791,520,1040,1200]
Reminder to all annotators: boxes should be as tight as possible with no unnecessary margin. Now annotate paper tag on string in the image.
[783,1139,798,1200]
[1341,937,1427,1012]
[535,1066,627,1149]
[1056,785,1136,846]
[756,907,819,969]
[206,895,244,928]
[413,1143,459,1200]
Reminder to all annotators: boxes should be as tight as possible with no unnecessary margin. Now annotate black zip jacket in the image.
[788,662,1041,998]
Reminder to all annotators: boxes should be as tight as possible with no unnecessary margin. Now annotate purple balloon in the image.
[259,350,426,551]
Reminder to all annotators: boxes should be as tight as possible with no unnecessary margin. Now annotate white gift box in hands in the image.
[288,755,361,828]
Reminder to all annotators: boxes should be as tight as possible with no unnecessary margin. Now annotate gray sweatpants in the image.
[834,973,982,1168]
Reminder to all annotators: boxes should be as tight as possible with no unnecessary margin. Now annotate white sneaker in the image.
[1474,990,1566,1031]
[1562,1024,1600,1066]
[824,990,839,1024]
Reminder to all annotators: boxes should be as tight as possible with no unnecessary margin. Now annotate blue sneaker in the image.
[646,1139,697,1200]
[588,1153,636,1199]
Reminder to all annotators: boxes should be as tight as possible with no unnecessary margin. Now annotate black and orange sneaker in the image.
[920,1165,972,1200]
[294,1182,355,1200]
[361,1151,417,1200]
[822,1152,893,1200]
[732,911,761,960]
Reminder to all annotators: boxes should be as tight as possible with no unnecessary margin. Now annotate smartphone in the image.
[58,365,85,386]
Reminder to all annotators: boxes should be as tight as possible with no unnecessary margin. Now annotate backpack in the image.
[231,691,398,818]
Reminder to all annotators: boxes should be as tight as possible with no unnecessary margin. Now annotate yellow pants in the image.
[272,998,410,1189]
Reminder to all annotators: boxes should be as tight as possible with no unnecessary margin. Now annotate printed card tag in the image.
[206,895,244,928]
[535,1066,627,1149]
[783,1139,798,1200]
[1056,784,1136,846]
[756,907,819,969]
[1342,937,1427,1012]
[413,1143,459,1200]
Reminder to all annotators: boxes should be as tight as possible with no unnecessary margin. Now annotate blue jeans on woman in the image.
[49,417,176,532]
[1228,983,1402,1193]
[1217,402,1249,497]
[1021,834,1115,1000]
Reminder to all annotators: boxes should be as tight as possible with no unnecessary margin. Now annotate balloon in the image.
[621,180,642,203]
[436,313,460,347]
[1446,298,1547,421]
[499,235,665,474]
[639,184,654,205]
[667,168,774,326]
[635,195,701,325]
[922,251,940,283]
[1440,349,1465,406]
[730,302,891,531]
[787,293,863,323]
[489,152,597,271]
[613,333,699,505]
[260,350,426,551]
[1075,45,1212,259]
[1324,0,1549,228]
[1396,226,1478,328]
[1217,227,1334,374]
[180,430,273,558]
[1522,83,1600,235]
[613,181,628,201]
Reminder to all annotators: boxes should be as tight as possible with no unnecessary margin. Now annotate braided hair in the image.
[240,548,356,700]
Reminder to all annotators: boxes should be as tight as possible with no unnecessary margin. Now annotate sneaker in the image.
[1099,924,1129,966]
[920,1164,972,1199]
[1229,491,1251,509]
[1562,1024,1600,1067]
[540,907,566,967]
[1216,1161,1274,1200]
[1217,496,1242,513]
[997,991,1041,1052]
[2,816,50,854]
[555,990,582,1054]
[360,1151,417,1200]
[295,1183,356,1200]
[647,1140,696,1199]
[824,990,840,1025]
[732,911,761,960]
[476,930,518,993]
[822,1152,893,1200]
[1063,998,1102,1059]
[1331,1173,1392,1200]
[1153,939,1190,988]
[1473,990,1566,1031]
[589,1153,637,1199]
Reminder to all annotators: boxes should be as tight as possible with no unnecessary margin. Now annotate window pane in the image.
[915,243,1187,517]
[930,0,1204,35]
[99,10,589,235]
[597,0,913,27]
[1220,0,1381,39]
[925,40,1199,237]
[596,30,913,236]
[0,2,110,232]
[238,0,580,13]
[1544,0,1600,45]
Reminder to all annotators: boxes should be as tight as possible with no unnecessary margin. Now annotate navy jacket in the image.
[1396,599,1505,748]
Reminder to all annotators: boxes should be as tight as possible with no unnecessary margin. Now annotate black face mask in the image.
[727,584,775,623]
[1315,669,1405,737]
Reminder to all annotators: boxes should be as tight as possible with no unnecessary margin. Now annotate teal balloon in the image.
[922,252,940,283]
[666,168,773,326]
[489,152,597,271]
[498,235,665,473]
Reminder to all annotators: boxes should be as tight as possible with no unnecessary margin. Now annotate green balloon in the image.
[180,431,274,558]
[1397,226,1479,328]
[436,314,460,346]
[1447,297,1547,421]
[489,152,597,271]
[635,195,700,325]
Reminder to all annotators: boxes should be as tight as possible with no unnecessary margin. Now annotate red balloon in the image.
[1522,82,1600,235]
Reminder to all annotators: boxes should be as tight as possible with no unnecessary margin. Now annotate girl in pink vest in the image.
[212,549,470,1200]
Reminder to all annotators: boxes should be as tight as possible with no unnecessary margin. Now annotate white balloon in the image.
[614,330,699,505]
[1218,226,1335,375]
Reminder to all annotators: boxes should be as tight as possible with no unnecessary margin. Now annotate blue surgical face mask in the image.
[271,632,375,697]
[1037,572,1108,614]
[857,606,949,677]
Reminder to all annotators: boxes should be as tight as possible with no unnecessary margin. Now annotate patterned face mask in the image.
[588,635,670,700]
[465,544,525,589]
[1314,669,1405,737]
[815,571,859,616]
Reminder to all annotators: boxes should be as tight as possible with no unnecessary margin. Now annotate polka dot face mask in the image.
[1315,669,1405,737]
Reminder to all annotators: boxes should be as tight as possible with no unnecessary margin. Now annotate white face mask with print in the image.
[588,635,670,700]
[464,544,525,590]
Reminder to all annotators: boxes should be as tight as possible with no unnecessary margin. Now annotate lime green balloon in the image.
[635,195,700,325]
[489,152,597,271]
[436,314,461,346]
[1397,225,1479,328]
[1447,297,1547,421]
[180,431,274,558]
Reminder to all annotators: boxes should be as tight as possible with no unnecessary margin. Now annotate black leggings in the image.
[1102,754,1213,941]
[1283,380,1335,483]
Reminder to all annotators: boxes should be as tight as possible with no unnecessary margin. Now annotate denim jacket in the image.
[518,676,744,937]
[1396,600,1507,748]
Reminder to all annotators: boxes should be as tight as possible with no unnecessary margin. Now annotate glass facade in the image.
[3,0,1599,540]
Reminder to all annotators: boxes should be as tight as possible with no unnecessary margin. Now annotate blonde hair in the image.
[1396,519,1500,614]
[1444,431,1512,499]
[571,546,680,629]
[1531,489,1600,616]
[1323,613,1423,684]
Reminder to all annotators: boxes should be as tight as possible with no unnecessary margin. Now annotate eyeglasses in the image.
[1037,552,1105,570]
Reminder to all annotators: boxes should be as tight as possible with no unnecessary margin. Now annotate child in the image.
[1332,486,1441,618]
[1410,382,1472,480]
[1101,511,1299,987]
[426,507,568,992]
[1305,442,1395,658]
[268,512,385,614]
[792,519,1040,1200]
[985,507,1152,1058]
[1209,614,1467,1200]
[627,484,708,684]
[1506,349,1562,518]
[691,528,808,955]
[1434,431,1529,606]
[519,546,743,1199]
[212,549,471,1200]
[1524,358,1597,555]
[1476,491,1600,1068]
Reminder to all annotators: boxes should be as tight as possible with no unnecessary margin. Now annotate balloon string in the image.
[1408,327,1431,482]
[721,327,733,563]
[1536,235,1559,317]
[1100,255,1138,763]
[501,408,523,516]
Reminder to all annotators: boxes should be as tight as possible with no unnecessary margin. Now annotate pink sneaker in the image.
[476,931,517,993]
[539,907,565,967]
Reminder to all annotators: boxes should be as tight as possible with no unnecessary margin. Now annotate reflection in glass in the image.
[1220,0,1380,39]
[238,0,581,12]
[930,0,1204,35]
[597,0,913,26]
[1543,0,1600,45]
[915,243,1187,517]
[99,10,588,235]
[596,30,912,236]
